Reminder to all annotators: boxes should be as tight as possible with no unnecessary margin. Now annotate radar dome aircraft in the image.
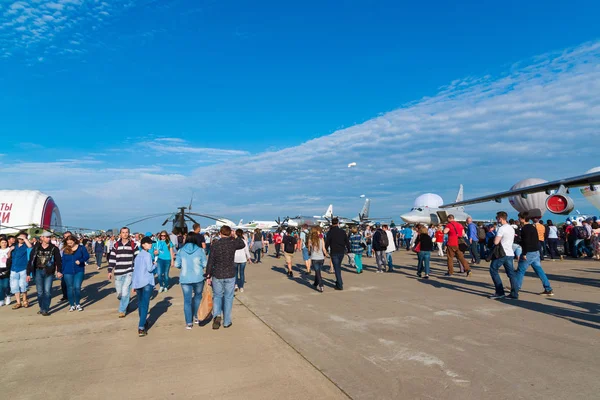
[400,186,471,225]
[441,169,600,217]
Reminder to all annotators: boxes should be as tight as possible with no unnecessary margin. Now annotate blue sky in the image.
[1,0,600,232]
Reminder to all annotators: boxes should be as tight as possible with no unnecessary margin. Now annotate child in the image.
[132,237,156,337]
[0,237,12,306]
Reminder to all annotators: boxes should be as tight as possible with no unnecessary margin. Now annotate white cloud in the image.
[0,0,134,57]
[2,41,600,230]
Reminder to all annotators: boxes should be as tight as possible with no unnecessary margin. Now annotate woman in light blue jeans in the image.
[234,229,253,292]
[175,233,206,329]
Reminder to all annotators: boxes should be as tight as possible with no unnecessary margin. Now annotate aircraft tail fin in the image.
[455,185,464,203]
[238,219,243,226]
[324,204,333,219]
[360,199,370,220]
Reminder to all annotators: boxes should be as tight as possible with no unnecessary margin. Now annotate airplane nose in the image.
[400,213,412,223]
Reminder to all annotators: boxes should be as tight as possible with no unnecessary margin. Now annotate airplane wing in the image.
[441,171,600,208]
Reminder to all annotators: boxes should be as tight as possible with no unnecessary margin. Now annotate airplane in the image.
[283,205,333,228]
[238,220,280,231]
[400,185,471,225]
[204,218,244,233]
[331,199,391,227]
[441,170,600,216]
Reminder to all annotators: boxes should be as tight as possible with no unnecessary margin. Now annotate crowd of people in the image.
[1,212,598,336]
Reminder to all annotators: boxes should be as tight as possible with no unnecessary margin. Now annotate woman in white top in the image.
[591,221,600,260]
[309,228,329,293]
[545,220,560,260]
[234,229,253,292]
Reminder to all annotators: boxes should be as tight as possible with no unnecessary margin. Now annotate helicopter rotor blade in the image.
[121,213,173,227]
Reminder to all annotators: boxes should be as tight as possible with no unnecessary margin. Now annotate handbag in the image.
[412,243,421,253]
[450,223,469,252]
[197,281,214,322]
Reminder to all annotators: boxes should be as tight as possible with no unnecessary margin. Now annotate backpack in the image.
[379,229,389,248]
[114,240,136,251]
[477,227,486,241]
[575,226,588,240]
[283,236,296,253]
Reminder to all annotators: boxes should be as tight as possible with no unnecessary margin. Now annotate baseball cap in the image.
[145,231,153,237]
[40,231,52,237]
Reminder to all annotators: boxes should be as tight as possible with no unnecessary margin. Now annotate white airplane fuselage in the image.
[400,207,470,225]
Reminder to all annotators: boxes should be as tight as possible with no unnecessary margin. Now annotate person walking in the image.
[108,227,139,318]
[233,229,253,293]
[27,232,62,316]
[435,226,445,256]
[325,218,350,290]
[132,237,156,337]
[384,224,396,272]
[489,211,519,300]
[443,215,471,277]
[466,217,481,264]
[372,222,388,273]
[10,232,32,309]
[94,237,105,270]
[273,230,283,258]
[151,230,175,293]
[415,226,433,279]
[251,229,263,263]
[282,228,297,277]
[205,226,245,330]
[365,227,373,257]
[299,224,311,273]
[515,213,554,296]
[310,228,329,292]
[61,236,90,312]
[546,220,560,260]
[349,226,364,274]
[175,232,207,329]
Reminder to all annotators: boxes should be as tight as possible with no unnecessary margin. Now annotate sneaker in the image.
[138,329,147,337]
[194,318,200,325]
[59,297,67,302]
[0,300,4,307]
[186,324,193,330]
[466,271,472,277]
[118,312,126,318]
[163,287,168,293]
[504,294,518,300]
[424,275,430,279]
[68,306,75,312]
[318,286,324,293]
[239,288,244,293]
[212,316,221,330]
[234,285,239,292]
[489,293,505,299]
[4,296,10,306]
[76,305,84,312]
[540,290,555,296]
[41,311,50,316]
[444,273,453,277]
[416,272,422,278]
[224,323,232,329]
[117,294,122,300]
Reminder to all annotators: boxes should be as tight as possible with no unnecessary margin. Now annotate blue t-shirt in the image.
[11,244,29,272]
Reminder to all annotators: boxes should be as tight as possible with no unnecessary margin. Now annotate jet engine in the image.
[545,194,574,215]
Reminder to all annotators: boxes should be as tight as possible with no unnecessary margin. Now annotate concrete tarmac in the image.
[1,249,598,399]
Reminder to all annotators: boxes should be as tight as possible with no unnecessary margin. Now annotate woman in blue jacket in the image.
[175,232,206,329]
[61,236,90,312]
[151,230,175,293]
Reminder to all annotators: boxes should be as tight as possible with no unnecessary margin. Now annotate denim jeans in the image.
[489,256,518,297]
[478,242,486,259]
[547,238,559,259]
[386,252,394,271]
[366,244,372,257]
[354,253,363,273]
[574,239,593,257]
[539,241,546,260]
[63,271,84,307]
[181,281,204,325]
[235,263,246,289]
[0,278,9,298]
[114,273,132,313]
[212,277,235,326]
[254,249,261,263]
[135,284,153,330]
[404,239,411,250]
[330,253,344,289]
[375,250,387,272]
[10,270,28,293]
[513,244,522,259]
[516,251,552,292]
[156,258,171,289]
[470,240,480,263]
[312,259,324,287]
[34,269,54,312]
[417,251,431,275]
[95,252,103,268]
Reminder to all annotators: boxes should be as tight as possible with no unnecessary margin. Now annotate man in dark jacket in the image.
[205,225,245,329]
[27,232,62,316]
[515,212,554,296]
[372,222,388,273]
[325,218,350,290]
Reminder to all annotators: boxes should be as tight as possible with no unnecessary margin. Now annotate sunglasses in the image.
[160,235,167,237]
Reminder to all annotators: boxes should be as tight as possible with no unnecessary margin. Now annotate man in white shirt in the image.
[489,211,519,300]
[383,225,396,272]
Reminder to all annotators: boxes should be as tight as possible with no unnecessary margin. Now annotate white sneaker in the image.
[68,306,75,312]
[239,288,244,293]
[0,300,4,307]
[5,296,10,306]
[76,305,84,312]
